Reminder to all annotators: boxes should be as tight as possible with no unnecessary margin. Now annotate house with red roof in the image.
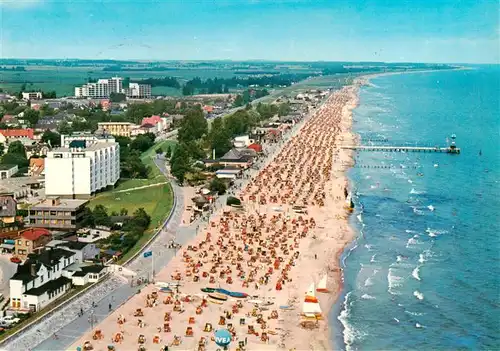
[14,228,52,257]
[140,115,169,134]
[0,128,34,143]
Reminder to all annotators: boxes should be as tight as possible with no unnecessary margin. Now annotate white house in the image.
[233,135,254,148]
[9,248,76,312]
[68,264,107,286]
[44,139,120,198]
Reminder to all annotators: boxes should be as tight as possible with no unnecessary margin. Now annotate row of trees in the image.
[114,133,156,179]
[81,205,152,254]
[233,89,269,107]
[0,141,29,172]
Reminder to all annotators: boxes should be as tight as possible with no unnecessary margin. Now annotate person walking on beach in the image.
[108,303,112,311]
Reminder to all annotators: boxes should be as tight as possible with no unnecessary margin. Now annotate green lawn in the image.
[87,140,176,263]
[114,139,178,191]
[90,183,173,229]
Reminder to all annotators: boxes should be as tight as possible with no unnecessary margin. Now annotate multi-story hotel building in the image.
[74,77,151,99]
[44,139,120,198]
[96,122,133,137]
[28,197,88,230]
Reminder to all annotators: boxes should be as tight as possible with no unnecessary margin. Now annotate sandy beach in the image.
[69,84,360,351]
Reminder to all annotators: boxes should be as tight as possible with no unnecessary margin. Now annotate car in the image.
[0,316,20,327]
[10,257,21,264]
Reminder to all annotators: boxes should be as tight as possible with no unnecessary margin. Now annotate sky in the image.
[0,0,498,63]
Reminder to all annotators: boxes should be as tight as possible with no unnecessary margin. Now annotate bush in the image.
[226,196,241,206]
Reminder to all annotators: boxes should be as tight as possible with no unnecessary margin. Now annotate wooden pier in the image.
[342,145,461,154]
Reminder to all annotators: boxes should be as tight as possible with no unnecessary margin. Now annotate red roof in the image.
[20,228,51,241]
[203,105,214,113]
[141,115,162,126]
[0,128,34,139]
[248,143,263,152]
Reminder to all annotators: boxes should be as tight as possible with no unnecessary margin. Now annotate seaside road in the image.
[1,166,187,351]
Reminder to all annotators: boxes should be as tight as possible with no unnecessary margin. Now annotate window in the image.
[50,211,57,216]
[40,275,44,283]
[26,241,30,246]
[17,240,21,245]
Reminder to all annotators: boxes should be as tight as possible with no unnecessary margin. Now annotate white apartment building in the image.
[74,77,151,99]
[44,140,120,198]
[21,92,43,100]
[125,83,152,98]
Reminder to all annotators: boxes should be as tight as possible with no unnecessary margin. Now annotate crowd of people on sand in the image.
[72,86,357,351]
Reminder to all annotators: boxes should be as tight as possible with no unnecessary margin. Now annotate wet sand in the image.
[68,84,360,351]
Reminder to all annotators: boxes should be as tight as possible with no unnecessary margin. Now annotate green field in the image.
[0,66,249,97]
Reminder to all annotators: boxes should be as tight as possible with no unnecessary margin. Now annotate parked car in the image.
[10,257,21,264]
[0,316,20,327]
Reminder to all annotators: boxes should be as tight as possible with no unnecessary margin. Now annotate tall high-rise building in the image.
[74,77,150,99]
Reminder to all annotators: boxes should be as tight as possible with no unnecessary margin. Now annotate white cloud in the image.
[0,0,42,8]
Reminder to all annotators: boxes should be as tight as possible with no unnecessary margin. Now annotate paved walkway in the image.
[113,181,168,193]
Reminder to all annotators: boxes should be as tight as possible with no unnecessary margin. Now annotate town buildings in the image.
[44,137,120,198]
[74,77,151,99]
[0,196,17,224]
[28,197,88,230]
[9,244,108,312]
[21,92,43,101]
[14,228,52,257]
[0,165,18,179]
[97,122,132,137]
[0,128,34,145]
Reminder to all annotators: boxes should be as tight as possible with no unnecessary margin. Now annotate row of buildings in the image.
[74,77,151,99]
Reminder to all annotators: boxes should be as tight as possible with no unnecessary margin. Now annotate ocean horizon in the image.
[332,67,500,350]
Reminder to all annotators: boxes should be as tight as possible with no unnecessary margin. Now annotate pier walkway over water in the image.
[341,145,461,154]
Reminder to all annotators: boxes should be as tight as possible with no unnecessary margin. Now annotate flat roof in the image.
[51,142,115,153]
[31,198,88,210]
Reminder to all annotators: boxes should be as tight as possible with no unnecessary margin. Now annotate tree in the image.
[226,196,241,206]
[278,102,291,116]
[1,152,29,168]
[41,130,61,147]
[23,109,40,127]
[110,92,126,103]
[165,145,172,158]
[155,147,163,155]
[233,94,244,107]
[57,120,73,134]
[121,153,149,178]
[130,134,154,152]
[177,108,208,144]
[210,177,227,195]
[7,141,26,156]
[170,143,191,183]
[207,117,232,158]
[93,205,111,227]
[80,207,95,228]
[131,208,151,231]
[42,91,56,99]
[182,85,195,96]
[120,208,129,216]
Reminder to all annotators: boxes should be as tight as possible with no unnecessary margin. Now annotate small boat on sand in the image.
[316,274,329,293]
[216,288,248,298]
[200,287,216,293]
[208,293,227,301]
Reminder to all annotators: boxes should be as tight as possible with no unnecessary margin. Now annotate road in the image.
[1,159,188,351]
[0,256,17,301]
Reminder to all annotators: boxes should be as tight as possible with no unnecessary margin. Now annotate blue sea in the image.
[332,67,500,350]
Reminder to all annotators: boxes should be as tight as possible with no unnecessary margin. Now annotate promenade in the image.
[1,158,185,351]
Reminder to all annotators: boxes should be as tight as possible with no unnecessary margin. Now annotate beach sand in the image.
[68,84,360,351]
